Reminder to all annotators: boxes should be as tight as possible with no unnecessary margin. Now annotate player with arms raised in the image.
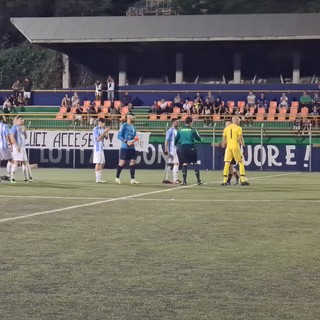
[221,116,249,186]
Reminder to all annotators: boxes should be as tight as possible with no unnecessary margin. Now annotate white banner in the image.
[25,130,151,152]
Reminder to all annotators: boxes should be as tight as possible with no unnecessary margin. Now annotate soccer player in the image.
[163,118,180,184]
[93,118,110,183]
[115,114,140,185]
[10,116,31,183]
[175,116,203,186]
[221,116,249,186]
[0,116,13,181]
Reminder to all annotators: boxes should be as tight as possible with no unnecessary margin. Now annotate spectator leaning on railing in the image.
[22,78,32,105]
[246,91,256,113]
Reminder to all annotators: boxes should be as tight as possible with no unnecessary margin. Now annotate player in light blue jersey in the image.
[0,116,13,181]
[115,114,140,184]
[93,118,110,183]
[163,118,180,184]
[10,116,31,183]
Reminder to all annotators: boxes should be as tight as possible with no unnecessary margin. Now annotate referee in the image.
[175,116,203,185]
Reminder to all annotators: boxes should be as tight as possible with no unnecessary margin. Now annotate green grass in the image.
[0,169,319,320]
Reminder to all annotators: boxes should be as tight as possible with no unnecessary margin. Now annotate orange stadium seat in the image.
[256,107,265,121]
[212,114,220,121]
[278,107,287,121]
[103,100,111,108]
[237,101,245,114]
[98,113,105,119]
[159,114,168,121]
[114,100,122,109]
[291,101,299,108]
[149,114,157,120]
[121,106,129,115]
[289,107,298,121]
[60,106,67,113]
[95,100,101,107]
[83,100,91,107]
[300,107,309,117]
[55,113,64,120]
[172,107,181,115]
[227,101,235,114]
[269,101,278,108]
[101,106,109,113]
[181,114,189,121]
[66,114,75,120]
[267,106,276,121]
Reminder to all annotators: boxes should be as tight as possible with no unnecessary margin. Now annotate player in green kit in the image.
[175,116,203,186]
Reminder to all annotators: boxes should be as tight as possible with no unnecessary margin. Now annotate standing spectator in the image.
[202,98,214,126]
[61,94,72,112]
[71,92,81,108]
[182,98,191,115]
[205,91,214,103]
[257,93,268,111]
[106,75,115,102]
[15,92,25,111]
[109,102,120,129]
[93,118,109,183]
[279,93,289,111]
[115,114,140,185]
[246,91,256,113]
[310,105,318,128]
[87,101,98,126]
[312,92,320,111]
[74,104,84,126]
[22,78,32,105]
[121,91,132,107]
[11,80,21,99]
[173,93,183,109]
[299,91,312,112]
[94,80,102,102]
[175,116,203,186]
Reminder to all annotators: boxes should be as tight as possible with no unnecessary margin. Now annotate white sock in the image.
[11,164,17,180]
[27,163,32,178]
[100,170,103,181]
[173,164,179,182]
[95,171,100,181]
[7,161,12,177]
[165,165,171,180]
[22,164,29,180]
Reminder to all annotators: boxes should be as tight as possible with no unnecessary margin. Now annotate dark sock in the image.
[233,171,239,180]
[227,173,232,183]
[182,165,187,182]
[194,164,200,181]
[129,165,135,179]
[116,165,123,178]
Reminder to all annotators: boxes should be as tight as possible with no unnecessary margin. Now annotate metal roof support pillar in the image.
[233,52,241,84]
[292,52,300,84]
[175,52,183,84]
[62,53,71,88]
[119,54,127,86]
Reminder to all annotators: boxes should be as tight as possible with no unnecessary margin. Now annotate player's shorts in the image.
[120,148,136,161]
[167,151,179,164]
[12,146,28,162]
[224,145,242,163]
[177,145,197,164]
[93,150,105,164]
[24,91,31,99]
[0,148,12,161]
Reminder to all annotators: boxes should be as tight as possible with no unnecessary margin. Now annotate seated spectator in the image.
[71,92,81,108]
[2,96,16,113]
[94,80,102,102]
[159,98,169,114]
[87,102,98,126]
[74,104,84,126]
[213,97,224,114]
[109,102,120,129]
[257,93,268,112]
[173,93,183,108]
[192,99,202,114]
[299,91,312,112]
[312,92,320,111]
[279,93,289,111]
[202,98,214,115]
[150,100,159,114]
[205,91,214,103]
[194,92,203,104]
[127,102,134,115]
[246,91,256,113]
[121,91,132,107]
[61,94,72,112]
[182,99,191,115]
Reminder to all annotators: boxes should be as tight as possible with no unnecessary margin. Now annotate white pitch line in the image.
[0,195,110,200]
[126,198,320,202]
[0,171,302,224]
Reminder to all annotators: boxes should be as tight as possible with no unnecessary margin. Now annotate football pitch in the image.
[0,169,319,320]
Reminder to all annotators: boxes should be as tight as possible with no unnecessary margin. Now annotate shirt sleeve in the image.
[10,125,17,136]
[166,129,172,142]
[117,123,126,142]
[174,130,180,145]
[93,127,99,141]
[193,128,202,142]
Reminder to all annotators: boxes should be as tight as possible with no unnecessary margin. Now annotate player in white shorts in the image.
[0,116,13,181]
[10,116,32,183]
[93,118,110,183]
[163,118,180,184]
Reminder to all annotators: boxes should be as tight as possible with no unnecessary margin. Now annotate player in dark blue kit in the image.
[115,114,141,184]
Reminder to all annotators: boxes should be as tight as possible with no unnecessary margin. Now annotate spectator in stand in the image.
[159,98,169,114]
[213,97,224,114]
[246,91,256,113]
[202,98,213,126]
[109,102,120,129]
[74,104,84,126]
[192,99,202,115]
[2,96,16,114]
[279,93,289,111]
[312,92,320,111]
[194,92,203,104]
[299,91,312,112]
[106,75,115,102]
[310,105,318,128]
[182,98,191,115]
[94,80,102,102]
[11,80,21,99]
[257,93,268,112]
[173,93,183,109]
[61,94,72,112]
[71,92,81,108]
[22,78,32,105]
[205,91,214,103]
[121,91,132,107]
[87,101,98,126]
[150,100,159,114]
[127,102,134,115]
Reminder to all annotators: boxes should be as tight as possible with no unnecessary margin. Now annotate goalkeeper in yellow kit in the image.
[221,116,250,186]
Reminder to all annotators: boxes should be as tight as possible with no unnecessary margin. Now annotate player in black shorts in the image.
[174,116,203,186]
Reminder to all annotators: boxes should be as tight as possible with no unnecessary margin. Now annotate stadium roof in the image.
[11,13,320,44]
